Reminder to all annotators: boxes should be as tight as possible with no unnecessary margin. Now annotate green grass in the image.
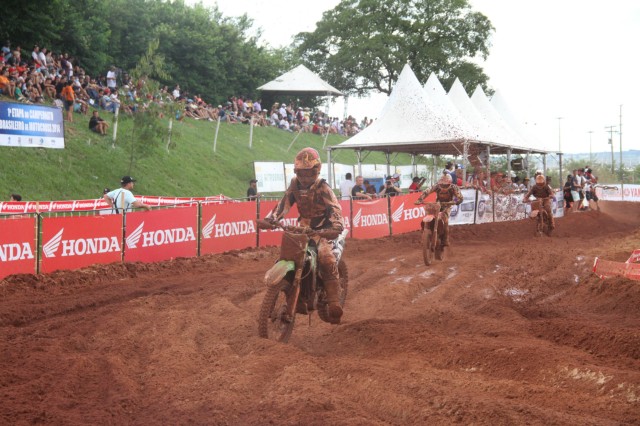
[0,102,421,201]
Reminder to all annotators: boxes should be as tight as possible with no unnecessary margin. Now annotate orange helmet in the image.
[294,147,321,171]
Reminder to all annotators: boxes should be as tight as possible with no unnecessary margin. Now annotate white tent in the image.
[490,90,544,150]
[447,78,502,144]
[470,85,527,146]
[257,64,343,96]
[423,73,475,140]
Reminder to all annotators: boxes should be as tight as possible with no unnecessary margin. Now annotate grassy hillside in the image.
[0,103,421,201]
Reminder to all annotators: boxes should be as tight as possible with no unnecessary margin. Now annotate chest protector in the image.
[435,185,455,203]
[293,179,329,228]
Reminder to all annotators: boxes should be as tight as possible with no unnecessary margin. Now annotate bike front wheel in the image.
[422,228,435,266]
[258,279,296,343]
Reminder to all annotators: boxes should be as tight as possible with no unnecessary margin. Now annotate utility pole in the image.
[587,131,594,164]
[605,125,617,174]
[557,117,563,187]
[619,104,624,198]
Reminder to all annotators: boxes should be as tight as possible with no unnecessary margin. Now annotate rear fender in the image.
[265,260,295,287]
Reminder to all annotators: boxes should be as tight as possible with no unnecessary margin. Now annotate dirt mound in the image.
[1,201,640,425]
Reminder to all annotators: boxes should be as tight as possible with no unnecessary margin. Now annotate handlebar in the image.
[256,219,340,239]
[523,197,550,203]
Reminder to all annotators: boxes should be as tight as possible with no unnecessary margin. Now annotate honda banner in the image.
[40,215,122,273]
[124,206,198,263]
[0,216,37,279]
[339,200,351,236]
[257,200,300,247]
[201,201,257,255]
[389,192,429,235]
[350,199,390,239]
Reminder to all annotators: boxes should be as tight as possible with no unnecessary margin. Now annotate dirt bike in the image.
[525,197,552,237]
[416,201,456,266]
[256,219,348,343]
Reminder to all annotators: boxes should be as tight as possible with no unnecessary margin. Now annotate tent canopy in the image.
[331,65,550,157]
[257,64,344,96]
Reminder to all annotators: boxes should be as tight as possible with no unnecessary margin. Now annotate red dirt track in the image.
[2,201,640,425]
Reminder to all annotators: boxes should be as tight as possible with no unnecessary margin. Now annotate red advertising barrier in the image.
[40,215,123,273]
[350,198,391,240]
[258,200,300,247]
[388,192,435,235]
[200,201,257,255]
[124,206,198,263]
[0,216,37,279]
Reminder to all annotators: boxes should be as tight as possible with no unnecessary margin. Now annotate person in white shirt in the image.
[106,66,117,89]
[339,173,355,200]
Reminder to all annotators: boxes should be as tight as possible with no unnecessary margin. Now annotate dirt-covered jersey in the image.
[268,177,344,232]
[524,184,554,200]
[417,183,463,205]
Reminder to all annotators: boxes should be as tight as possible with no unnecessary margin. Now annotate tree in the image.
[294,0,494,96]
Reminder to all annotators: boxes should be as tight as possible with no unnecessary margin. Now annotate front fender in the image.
[264,260,295,287]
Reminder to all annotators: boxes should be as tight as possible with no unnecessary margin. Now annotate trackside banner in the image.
[339,200,351,235]
[40,215,123,273]
[0,216,37,279]
[389,192,430,235]
[124,206,198,263]
[449,189,477,226]
[0,101,64,148]
[200,201,257,255]
[595,184,640,202]
[351,198,390,239]
[257,200,300,247]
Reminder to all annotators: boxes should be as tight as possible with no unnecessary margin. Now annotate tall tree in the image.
[294,0,494,96]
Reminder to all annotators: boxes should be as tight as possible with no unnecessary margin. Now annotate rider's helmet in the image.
[294,147,321,188]
[535,174,546,186]
[438,173,452,185]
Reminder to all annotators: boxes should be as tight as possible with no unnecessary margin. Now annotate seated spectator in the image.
[89,110,109,135]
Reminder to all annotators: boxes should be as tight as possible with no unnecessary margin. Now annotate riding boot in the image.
[324,279,343,324]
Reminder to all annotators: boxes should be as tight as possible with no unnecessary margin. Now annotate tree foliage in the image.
[294,0,494,96]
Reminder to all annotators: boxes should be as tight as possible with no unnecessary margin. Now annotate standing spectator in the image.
[339,172,355,200]
[379,179,401,197]
[89,110,109,135]
[351,175,372,200]
[563,174,573,211]
[409,176,426,192]
[103,176,151,213]
[570,169,584,212]
[247,179,260,200]
[106,66,117,91]
[172,84,180,100]
[584,168,600,211]
[253,98,262,113]
[60,81,75,122]
[364,180,378,197]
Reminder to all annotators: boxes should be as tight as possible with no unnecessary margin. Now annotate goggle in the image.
[295,169,317,178]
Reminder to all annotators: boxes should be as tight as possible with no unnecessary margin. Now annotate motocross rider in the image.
[265,147,346,324]
[523,174,556,230]
[414,173,463,246]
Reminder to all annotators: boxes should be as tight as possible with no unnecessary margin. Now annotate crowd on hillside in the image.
[0,39,373,137]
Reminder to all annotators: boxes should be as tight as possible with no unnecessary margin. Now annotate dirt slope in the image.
[1,201,639,425]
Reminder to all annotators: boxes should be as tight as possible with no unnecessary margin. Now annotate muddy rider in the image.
[265,147,346,324]
[523,174,556,231]
[414,173,463,246]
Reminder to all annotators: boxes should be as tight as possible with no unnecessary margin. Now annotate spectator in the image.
[563,174,573,211]
[89,110,109,135]
[247,179,260,200]
[520,177,530,191]
[570,169,584,212]
[351,175,372,200]
[60,81,75,122]
[364,180,378,197]
[339,172,355,200]
[172,84,180,99]
[379,179,401,197]
[10,193,22,201]
[106,66,117,91]
[584,168,600,211]
[409,176,426,192]
[103,176,151,213]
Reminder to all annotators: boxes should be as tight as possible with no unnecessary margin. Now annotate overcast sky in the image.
[194,0,639,154]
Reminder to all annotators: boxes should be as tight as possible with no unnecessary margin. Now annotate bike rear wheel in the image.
[422,228,435,266]
[258,279,296,343]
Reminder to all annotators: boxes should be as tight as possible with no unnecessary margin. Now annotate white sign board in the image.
[253,162,285,193]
